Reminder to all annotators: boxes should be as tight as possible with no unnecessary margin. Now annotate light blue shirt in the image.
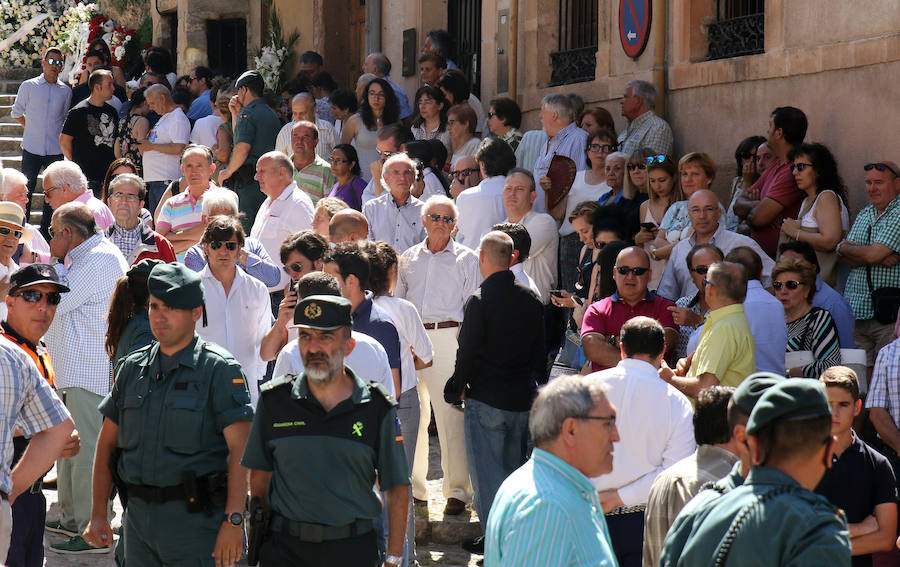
[10,74,72,156]
[744,279,788,374]
[532,122,589,214]
[813,275,855,348]
[183,236,282,288]
[186,89,212,120]
[386,78,412,120]
[362,192,426,253]
[485,448,618,567]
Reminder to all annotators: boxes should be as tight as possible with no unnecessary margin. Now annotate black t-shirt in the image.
[62,100,118,182]
[815,434,898,567]
[70,81,127,110]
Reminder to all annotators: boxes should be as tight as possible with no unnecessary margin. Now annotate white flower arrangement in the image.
[253,44,287,91]
[0,0,57,68]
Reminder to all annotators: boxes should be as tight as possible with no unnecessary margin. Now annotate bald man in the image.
[329,209,369,243]
[656,190,774,302]
[274,92,337,161]
[444,231,544,542]
[138,84,190,214]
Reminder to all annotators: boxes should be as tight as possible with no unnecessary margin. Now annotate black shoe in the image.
[462,535,485,554]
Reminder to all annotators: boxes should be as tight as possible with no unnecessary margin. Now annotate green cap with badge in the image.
[732,372,786,415]
[148,263,205,309]
[746,378,832,434]
[292,295,353,330]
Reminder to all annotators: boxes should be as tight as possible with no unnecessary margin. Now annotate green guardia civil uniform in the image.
[98,263,254,567]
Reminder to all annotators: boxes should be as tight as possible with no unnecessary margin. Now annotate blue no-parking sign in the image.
[619,0,652,58]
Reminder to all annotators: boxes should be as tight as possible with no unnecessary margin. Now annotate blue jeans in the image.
[146,180,170,218]
[463,398,530,529]
[21,149,62,240]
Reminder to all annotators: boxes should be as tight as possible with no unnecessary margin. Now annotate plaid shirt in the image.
[843,196,900,319]
[866,337,900,424]
[46,234,129,395]
[0,337,71,494]
[107,222,142,260]
[617,110,674,156]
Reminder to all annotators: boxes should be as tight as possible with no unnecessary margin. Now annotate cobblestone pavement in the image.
[40,432,482,566]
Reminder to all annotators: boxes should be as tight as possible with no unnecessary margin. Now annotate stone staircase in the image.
[0,68,46,225]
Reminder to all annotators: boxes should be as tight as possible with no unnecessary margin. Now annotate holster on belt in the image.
[109,448,127,509]
[247,496,271,566]
[182,470,228,515]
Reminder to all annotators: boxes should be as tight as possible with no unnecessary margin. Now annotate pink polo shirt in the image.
[74,191,114,231]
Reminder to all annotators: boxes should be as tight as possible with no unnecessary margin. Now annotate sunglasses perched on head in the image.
[772,280,803,291]
[615,266,649,276]
[645,155,668,165]
[0,226,23,239]
[14,289,62,305]
[865,162,900,177]
[208,241,238,251]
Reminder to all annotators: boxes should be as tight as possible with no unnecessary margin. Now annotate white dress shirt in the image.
[744,279,789,374]
[515,210,559,304]
[588,358,695,506]
[394,238,481,323]
[46,234,128,395]
[274,118,337,162]
[455,175,507,250]
[511,263,541,298]
[373,295,434,394]
[273,331,395,397]
[656,224,775,302]
[249,181,315,291]
[197,266,274,406]
[363,192,426,253]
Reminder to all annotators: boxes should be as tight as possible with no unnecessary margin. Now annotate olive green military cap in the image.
[148,263,205,309]
[732,372,786,415]
[746,378,831,435]
[292,295,353,330]
[128,258,165,279]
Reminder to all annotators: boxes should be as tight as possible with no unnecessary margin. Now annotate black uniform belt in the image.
[125,482,186,503]
[269,514,373,543]
[28,479,42,494]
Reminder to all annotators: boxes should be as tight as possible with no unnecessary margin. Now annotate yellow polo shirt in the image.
[689,303,756,388]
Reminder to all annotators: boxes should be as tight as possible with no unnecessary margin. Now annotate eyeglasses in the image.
[627,162,647,171]
[865,162,900,177]
[702,278,715,287]
[283,262,305,274]
[14,289,62,305]
[487,111,496,118]
[615,266,649,276]
[208,241,238,251]
[772,280,803,291]
[588,144,616,153]
[690,265,709,275]
[790,163,813,173]
[449,168,478,181]
[427,213,455,224]
[109,192,141,202]
[44,185,63,195]
[578,414,616,429]
[45,57,64,67]
[645,155,668,165]
[378,149,397,159]
[329,158,350,165]
[0,226,23,239]
[367,91,386,99]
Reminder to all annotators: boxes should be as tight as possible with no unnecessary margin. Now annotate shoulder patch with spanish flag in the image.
[394,417,403,443]
[232,376,245,386]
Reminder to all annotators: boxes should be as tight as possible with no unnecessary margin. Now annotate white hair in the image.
[625,79,657,111]
[422,195,459,219]
[530,375,610,446]
[0,168,27,196]
[44,160,88,194]
[541,93,576,123]
[201,188,239,216]
[605,151,628,164]
[379,152,417,193]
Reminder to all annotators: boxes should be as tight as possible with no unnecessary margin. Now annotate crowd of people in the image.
[2,28,900,567]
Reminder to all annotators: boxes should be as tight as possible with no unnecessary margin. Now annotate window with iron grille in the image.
[549,0,599,86]
[706,0,764,60]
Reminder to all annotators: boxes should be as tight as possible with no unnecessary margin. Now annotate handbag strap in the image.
[866,224,876,293]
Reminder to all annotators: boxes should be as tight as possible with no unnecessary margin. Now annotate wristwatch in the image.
[223,511,244,526]
[384,555,403,566]
[835,239,846,257]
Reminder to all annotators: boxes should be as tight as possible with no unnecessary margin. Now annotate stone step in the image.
[0,153,21,171]
[0,94,14,105]
[0,106,12,120]
[0,68,40,81]
[0,123,22,136]
[0,81,22,95]
[0,136,23,152]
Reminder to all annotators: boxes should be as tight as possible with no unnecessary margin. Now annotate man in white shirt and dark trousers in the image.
[589,316,695,567]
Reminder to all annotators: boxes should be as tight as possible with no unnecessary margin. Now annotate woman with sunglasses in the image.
[341,77,400,181]
[0,202,33,320]
[670,244,723,359]
[636,155,684,290]
[779,143,850,287]
[773,258,841,378]
[411,86,451,154]
[487,97,523,151]
[556,131,616,290]
[327,144,367,211]
[724,136,766,231]
[650,152,718,261]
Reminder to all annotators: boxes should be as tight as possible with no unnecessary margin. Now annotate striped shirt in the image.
[292,154,338,204]
[45,234,128,395]
[156,189,206,235]
[485,448,617,566]
[786,306,841,378]
[865,337,900,423]
[0,336,71,494]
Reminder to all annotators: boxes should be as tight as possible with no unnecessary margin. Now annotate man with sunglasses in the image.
[186,66,213,121]
[588,316,694,567]
[447,156,482,199]
[10,46,71,224]
[2,264,80,567]
[837,160,900,371]
[582,247,677,373]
